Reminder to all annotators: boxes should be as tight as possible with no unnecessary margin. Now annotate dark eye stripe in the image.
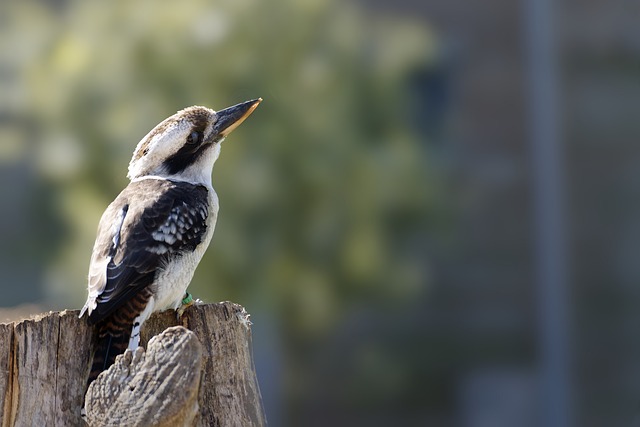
[163,139,210,174]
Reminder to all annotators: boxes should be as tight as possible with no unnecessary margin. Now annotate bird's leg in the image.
[176,291,202,319]
[128,320,142,350]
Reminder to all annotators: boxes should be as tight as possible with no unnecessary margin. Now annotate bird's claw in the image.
[176,292,204,319]
[176,302,192,320]
[176,292,195,319]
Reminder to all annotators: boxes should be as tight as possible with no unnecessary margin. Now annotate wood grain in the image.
[0,302,266,427]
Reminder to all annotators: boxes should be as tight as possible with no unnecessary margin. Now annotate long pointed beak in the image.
[214,98,262,138]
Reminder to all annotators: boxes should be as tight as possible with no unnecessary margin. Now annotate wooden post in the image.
[0,302,266,426]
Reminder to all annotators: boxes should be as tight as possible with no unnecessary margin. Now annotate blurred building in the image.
[360,0,640,426]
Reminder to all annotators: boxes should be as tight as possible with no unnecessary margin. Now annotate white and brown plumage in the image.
[80,99,261,385]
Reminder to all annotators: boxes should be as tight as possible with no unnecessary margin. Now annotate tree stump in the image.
[0,302,266,426]
[84,326,204,426]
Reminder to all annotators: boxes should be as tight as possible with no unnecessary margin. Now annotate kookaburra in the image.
[80,99,261,386]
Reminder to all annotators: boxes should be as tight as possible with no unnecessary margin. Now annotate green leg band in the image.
[182,292,193,305]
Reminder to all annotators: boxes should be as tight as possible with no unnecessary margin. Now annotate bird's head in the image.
[127,98,262,185]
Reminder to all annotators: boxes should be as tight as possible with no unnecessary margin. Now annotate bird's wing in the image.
[81,179,209,324]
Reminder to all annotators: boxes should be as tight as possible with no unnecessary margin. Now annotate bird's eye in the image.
[186,131,201,145]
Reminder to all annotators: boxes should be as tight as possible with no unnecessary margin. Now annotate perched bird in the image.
[80,99,261,386]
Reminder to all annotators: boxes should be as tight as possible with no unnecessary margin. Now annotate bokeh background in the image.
[0,0,638,426]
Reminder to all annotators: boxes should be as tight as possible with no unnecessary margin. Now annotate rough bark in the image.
[0,302,266,427]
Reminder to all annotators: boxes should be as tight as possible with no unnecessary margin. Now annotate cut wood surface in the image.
[0,302,266,427]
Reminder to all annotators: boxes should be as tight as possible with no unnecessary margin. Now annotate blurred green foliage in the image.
[1,0,436,423]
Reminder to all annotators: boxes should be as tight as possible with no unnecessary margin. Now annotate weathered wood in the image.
[141,303,265,427]
[10,311,92,426]
[56,310,95,425]
[85,326,203,427]
[0,322,14,426]
[0,302,266,427]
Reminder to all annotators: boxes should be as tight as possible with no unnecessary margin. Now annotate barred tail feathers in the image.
[87,327,130,386]
[86,287,153,388]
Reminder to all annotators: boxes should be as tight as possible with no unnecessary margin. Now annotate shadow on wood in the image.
[0,302,266,427]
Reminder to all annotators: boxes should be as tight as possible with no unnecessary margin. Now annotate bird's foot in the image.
[176,292,203,319]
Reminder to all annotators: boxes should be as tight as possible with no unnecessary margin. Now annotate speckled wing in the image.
[81,179,209,324]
